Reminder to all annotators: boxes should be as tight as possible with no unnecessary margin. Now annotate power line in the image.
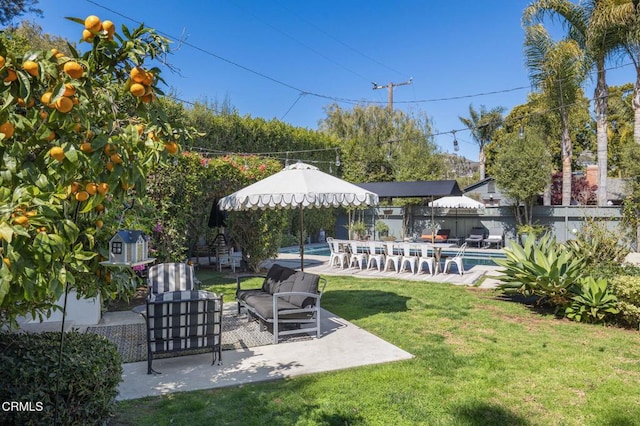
[272,0,410,79]
[230,0,374,83]
[84,0,636,111]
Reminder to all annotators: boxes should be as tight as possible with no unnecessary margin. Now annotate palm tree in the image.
[458,104,504,180]
[524,24,589,206]
[523,0,622,206]
[606,1,640,145]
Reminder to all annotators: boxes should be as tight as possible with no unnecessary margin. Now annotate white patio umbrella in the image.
[218,162,379,270]
[428,195,485,238]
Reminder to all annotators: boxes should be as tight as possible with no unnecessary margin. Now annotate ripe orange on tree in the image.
[22,60,38,77]
[102,20,115,37]
[103,143,117,156]
[97,182,109,195]
[129,83,145,97]
[82,29,95,43]
[55,96,74,113]
[63,83,76,97]
[13,216,29,227]
[17,97,35,108]
[41,91,53,106]
[105,161,114,171]
[130,67,147,83]
[142,72,154,86]
[0,122,14,139]
[4,68,17,82]
[85,182,98,195]
[84,15,102,32]
[49,146,65,162]
[95,219,103,229]
[63,61,84,79]
[165,142,179,154]
[0,55,5,68]
[80,142,93,153]
[70,181,80,193]
[110,153,123,164]
[75,191,90,202]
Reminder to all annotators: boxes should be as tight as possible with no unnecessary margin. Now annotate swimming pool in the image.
[279,244,506,266]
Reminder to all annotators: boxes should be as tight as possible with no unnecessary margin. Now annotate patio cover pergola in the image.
[356,180,463,199]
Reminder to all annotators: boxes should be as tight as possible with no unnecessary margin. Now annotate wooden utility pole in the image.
[372,78,412,110]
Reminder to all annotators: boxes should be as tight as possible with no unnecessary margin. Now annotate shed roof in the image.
[356,180,462,199]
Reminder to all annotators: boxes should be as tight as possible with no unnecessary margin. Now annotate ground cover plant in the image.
[111,274,640,426]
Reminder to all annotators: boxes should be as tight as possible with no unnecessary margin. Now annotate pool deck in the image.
[268,249,503,288]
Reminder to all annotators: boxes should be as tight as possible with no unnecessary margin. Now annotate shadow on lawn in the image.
[451,401,530,426]
[493,293,558,318]
[322,290,410,321]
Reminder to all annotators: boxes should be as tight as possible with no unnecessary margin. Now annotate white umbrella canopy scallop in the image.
[428,195,485,239]
[218,162,379,270]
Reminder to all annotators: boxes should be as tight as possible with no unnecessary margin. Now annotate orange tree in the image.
[0,15,190,326]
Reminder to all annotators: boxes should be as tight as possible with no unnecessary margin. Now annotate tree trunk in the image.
[543,182,551,206]
[634,63,640,145]
[478,147,486,180]
[561,111,572,206]
[594,64,608,206]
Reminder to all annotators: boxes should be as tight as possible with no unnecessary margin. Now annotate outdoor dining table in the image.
[424,242,459,273]
[388,241,457,274]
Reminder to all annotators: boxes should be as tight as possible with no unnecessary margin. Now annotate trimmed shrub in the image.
[609,275,640,329]
[0,331,122,425]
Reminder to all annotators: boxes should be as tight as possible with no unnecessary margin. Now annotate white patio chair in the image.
[443,243,467,275]
[400,243,418,274]
[366,241,385,272]
[326,237,348,268]
[348,241,368,270]
[417,244,436,275]
[383,242,402,272]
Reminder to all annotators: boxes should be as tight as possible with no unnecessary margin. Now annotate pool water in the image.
[279,244,506,267]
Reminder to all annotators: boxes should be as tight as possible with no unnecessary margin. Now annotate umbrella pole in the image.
[299,206,304,271]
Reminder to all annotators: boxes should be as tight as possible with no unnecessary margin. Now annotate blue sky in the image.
[26,0,635,162]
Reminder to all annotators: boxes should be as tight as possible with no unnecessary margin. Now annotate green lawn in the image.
[111,272,640,426]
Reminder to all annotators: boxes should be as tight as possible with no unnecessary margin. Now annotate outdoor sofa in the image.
[143,262,223,374]
[236,263,327,344]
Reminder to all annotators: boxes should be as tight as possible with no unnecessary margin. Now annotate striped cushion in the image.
[148,263,197,297]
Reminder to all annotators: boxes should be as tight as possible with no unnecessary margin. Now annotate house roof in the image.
[462,177,494,193]
[356,180,462,199]
[113,229,147,244]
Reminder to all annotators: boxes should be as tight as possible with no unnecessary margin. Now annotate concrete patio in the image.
[114,304,414,400]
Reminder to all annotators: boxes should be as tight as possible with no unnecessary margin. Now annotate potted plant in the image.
[374,221,390,239]
[517,223,547,245]
[351,221,367,240]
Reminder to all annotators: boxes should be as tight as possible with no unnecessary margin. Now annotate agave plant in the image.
[565,277,619,324]
[495,233,586,307]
